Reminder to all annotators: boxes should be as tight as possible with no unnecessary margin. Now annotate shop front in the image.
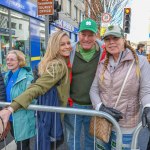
[0,0,78,71]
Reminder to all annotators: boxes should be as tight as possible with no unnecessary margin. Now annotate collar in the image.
[101,48,135,64]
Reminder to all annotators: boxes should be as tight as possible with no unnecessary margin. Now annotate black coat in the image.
[0,70,6,102]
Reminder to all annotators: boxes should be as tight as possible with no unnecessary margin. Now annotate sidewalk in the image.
[2,140,16,150]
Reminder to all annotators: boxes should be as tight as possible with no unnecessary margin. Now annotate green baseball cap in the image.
[102,25,124,39]
[79,18,98,33]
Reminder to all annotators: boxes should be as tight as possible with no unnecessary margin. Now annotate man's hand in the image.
[99,104,123,122]
[142,107,150,129]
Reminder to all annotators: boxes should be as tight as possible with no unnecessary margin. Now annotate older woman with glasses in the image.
[5,50,36,150]
[90,25,150,150]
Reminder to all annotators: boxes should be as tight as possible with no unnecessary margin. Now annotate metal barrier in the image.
[0,102,122,150]
[131,122,142,150]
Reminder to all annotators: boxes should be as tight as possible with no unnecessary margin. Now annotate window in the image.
[74,6,78,20]
[11,22,16,29]
[67,0,71,15]
[19,24,22,30]
[80,11,84,22]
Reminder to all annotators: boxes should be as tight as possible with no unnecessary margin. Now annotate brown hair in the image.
[137,43,145,50]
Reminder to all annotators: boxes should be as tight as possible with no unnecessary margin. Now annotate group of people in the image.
[0,18,150,150]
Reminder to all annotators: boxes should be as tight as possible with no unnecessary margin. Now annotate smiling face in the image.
[79,30,96,50]
[59,35,72,57]
[6,53,19,72]
[104,35,125,61]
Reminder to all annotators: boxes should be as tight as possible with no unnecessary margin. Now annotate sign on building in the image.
[37,0,54,15]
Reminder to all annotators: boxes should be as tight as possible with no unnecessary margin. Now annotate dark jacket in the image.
[0,70,6,102]
[35,86,63,150]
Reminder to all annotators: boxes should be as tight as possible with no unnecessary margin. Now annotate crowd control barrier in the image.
[0,102,122,150]
[131,122,142,150]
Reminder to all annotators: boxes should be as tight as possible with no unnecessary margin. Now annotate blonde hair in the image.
[100,40,140,82]
[38,30,69,82]
[7,50,26,67]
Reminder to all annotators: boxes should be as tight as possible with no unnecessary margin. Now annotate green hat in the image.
[79,18,98,33]
[102,25,124,39]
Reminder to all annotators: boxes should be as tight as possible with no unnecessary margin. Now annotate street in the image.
[0,128,149,150]
[0,132,16,150]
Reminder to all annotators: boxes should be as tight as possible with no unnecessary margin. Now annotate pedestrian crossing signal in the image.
[123,8,131,33]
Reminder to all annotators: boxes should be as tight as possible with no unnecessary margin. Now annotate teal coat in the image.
[5,67,36,141]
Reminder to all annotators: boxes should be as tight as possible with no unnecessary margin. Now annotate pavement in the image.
[0,132,16,150]
[1,140,16,150]
[0,127,149,150]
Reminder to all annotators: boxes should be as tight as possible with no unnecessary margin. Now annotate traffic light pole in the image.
[45,15,50,47]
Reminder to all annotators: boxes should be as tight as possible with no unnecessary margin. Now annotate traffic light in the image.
[49,1,61,22]
[53,1,61,21]
[123,8,131,33]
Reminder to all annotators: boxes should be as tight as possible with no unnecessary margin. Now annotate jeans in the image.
[64,103,94,150]
[96,131,133,150]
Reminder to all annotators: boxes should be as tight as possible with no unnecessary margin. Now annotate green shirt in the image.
[79,44,96,62]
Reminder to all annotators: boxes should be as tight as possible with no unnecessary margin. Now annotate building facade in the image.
[0,0,85,71]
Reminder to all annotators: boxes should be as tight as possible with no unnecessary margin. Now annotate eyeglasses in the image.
[6,58,18,62]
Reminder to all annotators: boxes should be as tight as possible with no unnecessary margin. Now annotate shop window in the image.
[0,7,9,72]
[0,7,31,72]
[40,22,45,57]
[10,10,30,67]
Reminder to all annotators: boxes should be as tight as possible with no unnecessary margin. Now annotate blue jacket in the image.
[36,86,63,150]
[136,49,146,56]
[5,67,36,141]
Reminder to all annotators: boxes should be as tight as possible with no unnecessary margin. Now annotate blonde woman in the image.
[90,25,150,150]
[5,50,36,150]
[0,31,72,149]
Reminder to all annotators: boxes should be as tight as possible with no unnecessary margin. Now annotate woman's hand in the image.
[0,109,12,131]
[99,104,123,122]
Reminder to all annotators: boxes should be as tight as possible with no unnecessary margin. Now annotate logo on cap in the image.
[108,25,114,30]
[86,21,92,26]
